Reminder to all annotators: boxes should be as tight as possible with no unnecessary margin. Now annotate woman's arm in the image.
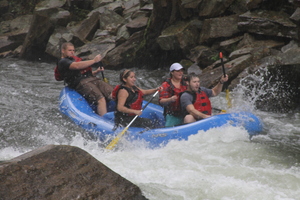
[159,95,177,105]
[139,87,160,95]
[117,89,142,116]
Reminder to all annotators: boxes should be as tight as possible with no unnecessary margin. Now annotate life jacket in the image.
[114,85,143,116]
[184,89,212,115]
[111,84,120,100]
[54,56,92,81]
[54,65,63,81]
[161,78,187,116]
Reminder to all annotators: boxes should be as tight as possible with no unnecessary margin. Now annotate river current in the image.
[1,58,300,199]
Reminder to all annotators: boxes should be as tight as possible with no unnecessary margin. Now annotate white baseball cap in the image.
[170,63,184,72]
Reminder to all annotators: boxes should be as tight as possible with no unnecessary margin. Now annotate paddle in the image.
[212,107,226,113]
[98,61,109,83]
[219,52,232,108]
[106,90,160,150]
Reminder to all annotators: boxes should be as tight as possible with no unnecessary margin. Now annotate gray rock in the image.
[99,9,126,35]
[198,0,235,17]
[238,10,298,39]
[0,145,148,200]
[157,20,199,51]
[199,15,240,44]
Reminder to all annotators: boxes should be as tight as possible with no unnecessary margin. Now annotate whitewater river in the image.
[1,58,300,200]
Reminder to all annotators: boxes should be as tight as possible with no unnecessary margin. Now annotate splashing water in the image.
[1,58,300,199]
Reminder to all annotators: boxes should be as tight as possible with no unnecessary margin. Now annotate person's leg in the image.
[76,77,107,116]
[94,79,114,116]
[97,97,107,116]
[165,114,183,127]
[183,114,196,124]
[96,80,114,100]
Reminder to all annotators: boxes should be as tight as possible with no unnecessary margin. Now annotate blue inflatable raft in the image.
[59,87,263,148]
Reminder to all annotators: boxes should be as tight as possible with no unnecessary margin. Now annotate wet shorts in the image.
[165,114,183,127]
[76,76,114,105]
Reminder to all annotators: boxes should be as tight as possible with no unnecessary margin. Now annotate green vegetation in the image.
[210,53,219,61]
[71,5,89,22]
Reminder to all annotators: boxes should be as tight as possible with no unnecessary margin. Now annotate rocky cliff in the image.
[1,0,300,111]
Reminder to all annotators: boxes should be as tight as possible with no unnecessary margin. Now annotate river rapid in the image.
[1,58,300,200]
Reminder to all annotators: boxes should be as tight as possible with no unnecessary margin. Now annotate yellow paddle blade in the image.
[212,107,226,113]
[106,127,129,150]
[103,77,109,83]
[225,89,232,108]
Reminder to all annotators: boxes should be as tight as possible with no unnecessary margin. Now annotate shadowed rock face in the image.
[0,145,148,200]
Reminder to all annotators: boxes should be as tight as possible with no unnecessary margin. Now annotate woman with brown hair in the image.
[112,69,160,128]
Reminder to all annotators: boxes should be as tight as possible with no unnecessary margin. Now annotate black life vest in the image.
[113,85,144,117]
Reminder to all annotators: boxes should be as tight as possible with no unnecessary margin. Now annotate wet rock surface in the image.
[0,145,148,200]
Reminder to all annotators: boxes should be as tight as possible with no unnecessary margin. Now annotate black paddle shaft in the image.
[96,61,106,80]
[220,52,226,77]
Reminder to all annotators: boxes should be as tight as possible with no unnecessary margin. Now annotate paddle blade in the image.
[106,127,128,150]
[103,77,109,83]
[225,89,232,108]
[212,107,226,113]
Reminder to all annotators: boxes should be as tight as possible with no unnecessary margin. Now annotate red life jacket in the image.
[114,85,143,116]
[185,90,212,115]
[54,65,63,81]
[54,56,91,81]
[111,84,120,100]
[160,78,187,116]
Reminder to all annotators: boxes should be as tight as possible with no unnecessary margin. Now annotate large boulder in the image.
[187,45,219,68]
[20,0,68,60]
[238,10,298,40]
[198,0,235,17]
[104,31,145,68]
[73,11,100,42]
[76,37,116,60]
[45,26,85,59]
[99,9,126,35]
[0,15,33,56]
[157,20,200,52]
[199,15,240,44]
[0,145,148,200]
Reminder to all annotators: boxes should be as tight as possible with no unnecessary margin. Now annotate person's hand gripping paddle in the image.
[98,61,108,83]
[106,90,159,150]
[219,52,232,108]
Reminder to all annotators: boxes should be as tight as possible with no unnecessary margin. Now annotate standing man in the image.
[180,73,228,124]
[58,42,113,116]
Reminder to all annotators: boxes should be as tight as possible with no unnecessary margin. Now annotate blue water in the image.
[1,58,300,199]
